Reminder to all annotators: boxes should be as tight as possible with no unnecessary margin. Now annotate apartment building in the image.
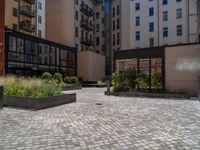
[5,0,45,38]
[0,0,77,77]
[46,0,106,55]
[130,0,200,49]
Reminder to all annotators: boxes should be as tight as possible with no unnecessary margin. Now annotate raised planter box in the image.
[105,91,191,99]
[82,84,107,88]
[63,85,82,91]
[3,93,76,110]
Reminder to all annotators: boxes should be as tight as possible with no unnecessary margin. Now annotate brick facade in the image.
[0,0,5,76]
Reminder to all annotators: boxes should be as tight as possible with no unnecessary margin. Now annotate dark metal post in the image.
[0,86,3,109]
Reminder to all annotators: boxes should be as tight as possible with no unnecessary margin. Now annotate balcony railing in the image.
[20,6,36,17]
[80,4,94,17]
[81,37,93,46]
[80,20,93,31]
[21,0,35,5]
[19,21,35,33]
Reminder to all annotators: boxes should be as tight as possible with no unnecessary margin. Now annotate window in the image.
[117,5,120,15]
[149,38,154,47]
[113,20,115,31]
[12,8,18,17]
[76,0,78,5]
[117,18,120,29]
[113,7,115,18]
[75,27,78,37]
[163,0,168,5]
[136,31,140,41]
[113,34,115,45]
[96,37,99,45]
[163,11,168,21]
[117,33,120,45]
[96,12,99,19]
[177,25,182,36]
[176,0,181,2]
[176,8,182,19]
[136,16,140,26]
[75,11,78,20]
[38,15,42,23]
[38,2,42,10]
[12,24,17,31]
[149,22,154,32]
[96,24,99,32]
[163,27,168,38]
[149,7,154,16]
[38,30,42,38]
[135,3,140,11]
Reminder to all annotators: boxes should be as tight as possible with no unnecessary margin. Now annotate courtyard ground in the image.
[0,88,200,150]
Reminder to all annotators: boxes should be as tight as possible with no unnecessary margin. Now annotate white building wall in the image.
[36,0,45,38]
[129,0,199,49]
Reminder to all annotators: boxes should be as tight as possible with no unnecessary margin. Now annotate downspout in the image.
[188,0,190,43]
[157,0,160,46]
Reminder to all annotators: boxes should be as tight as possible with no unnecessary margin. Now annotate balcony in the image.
[19,21,35,33]
[80,20,93,31]
[81,37,93,46]
[20,6,36,17]
[21,0,35,5]
[80,4,94,17]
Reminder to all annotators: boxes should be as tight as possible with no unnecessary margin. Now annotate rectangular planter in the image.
[105,91,191,100]
[63,85,82,91]
[3,93,76,110]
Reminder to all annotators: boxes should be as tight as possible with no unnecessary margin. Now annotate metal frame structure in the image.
[114,47,165,90]
[4,28,77,77]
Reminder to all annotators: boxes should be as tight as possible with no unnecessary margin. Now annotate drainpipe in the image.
[188,0,190,43]
[0,86,3,109]
[157,0,160,46]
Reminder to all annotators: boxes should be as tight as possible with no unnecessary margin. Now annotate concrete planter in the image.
[63,85,82,91]
[105,91,191,99]
[4,93,76,110]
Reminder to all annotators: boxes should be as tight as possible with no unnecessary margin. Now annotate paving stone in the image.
[0,88,200,150]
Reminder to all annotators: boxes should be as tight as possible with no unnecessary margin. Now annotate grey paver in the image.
[0,88,200,150]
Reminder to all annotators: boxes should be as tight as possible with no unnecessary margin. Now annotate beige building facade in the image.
[5,0,45,38]
[165,44,200,96]
[46,0,105,55]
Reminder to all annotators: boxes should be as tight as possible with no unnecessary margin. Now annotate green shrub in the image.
[136,73,149,90]
[32,84,61,98]
[0,76,62,98]
[64,76,78,85]
[112,68,137,92]
[97,81,106,86]
[41,72,52,80]
[124,68,137,90]
[64,76,71,84]
[69,76,79,85]
[53,73,63,83]
[151,72,162,89]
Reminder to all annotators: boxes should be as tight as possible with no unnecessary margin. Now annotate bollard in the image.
[0,86,3,109]
[107,80,110,93]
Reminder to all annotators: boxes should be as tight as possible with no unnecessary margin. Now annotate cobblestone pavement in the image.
[0,88,200,150]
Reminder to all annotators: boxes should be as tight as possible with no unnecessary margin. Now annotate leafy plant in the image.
[136,73,149,91]
[0,76,62,98]
[151,72,162,89]
[69,76,79,85]
[41,72,52,81]
[53,73,63,83]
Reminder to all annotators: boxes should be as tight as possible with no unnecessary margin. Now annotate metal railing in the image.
[19,21,36,32]
[20,6,36,17]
